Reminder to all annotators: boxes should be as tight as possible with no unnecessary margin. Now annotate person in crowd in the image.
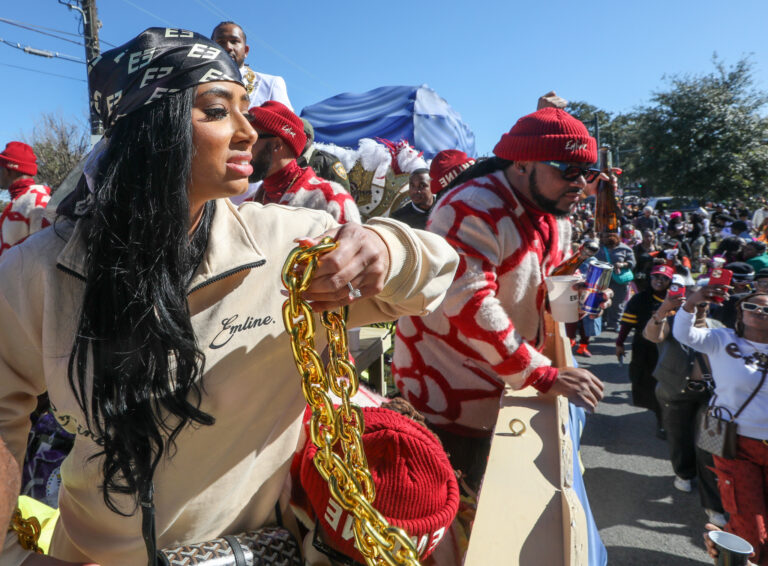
[675,288,768,565]
[391,169,433,229]
[0,28,459,565]
[616,265,675,437]
[246,101,360,223]
[743,240,768,273]
[730,220,752,240]
[687,212,708,272]
[393,107,606,490]
[0,142,51,259]
[0,436,20,554]
[633,229,660,292]
[710,262,755,328]
[428,149,475,202]
[621,223,641,247]
[296,118,350,192]
[597,230,636,330]
[713,235,745,265]
[635,205,660,232]
[211,21,292,110]
[756,268,768,293]
[644,294,725,527]
[738,209,754,234]
[753,199,768,233]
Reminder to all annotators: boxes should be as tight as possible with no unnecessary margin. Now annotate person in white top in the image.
[211,21,293,111]
[673,286,768,564]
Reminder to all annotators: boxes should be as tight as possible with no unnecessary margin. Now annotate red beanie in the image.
[0,141,38,176]
[493,108,597,163]
[299,407,459,561]
[248,101,306,158]
[429,150,475,194]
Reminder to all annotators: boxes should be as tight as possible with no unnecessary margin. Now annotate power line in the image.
[0,16,84,46]
[119,0,173,26]
[0,62,85,82]
[0,37,85,63]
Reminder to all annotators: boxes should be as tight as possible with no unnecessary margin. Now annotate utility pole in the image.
[81,0,103,142]
[60,0,103,143]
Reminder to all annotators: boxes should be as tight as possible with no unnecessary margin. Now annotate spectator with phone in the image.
[674,287,768,564]
[616,264,674,438]
[709,261,754,328]
[643,293,725,526]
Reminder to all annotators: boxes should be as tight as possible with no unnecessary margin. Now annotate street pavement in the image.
[579,329,714,565]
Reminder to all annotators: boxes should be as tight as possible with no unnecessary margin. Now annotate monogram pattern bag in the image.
[157,527,302,566]
[695,360,767,460]
[695,404,738,459]
[140,485,301,566]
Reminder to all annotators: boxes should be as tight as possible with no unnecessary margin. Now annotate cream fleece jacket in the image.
[0,198,457,565]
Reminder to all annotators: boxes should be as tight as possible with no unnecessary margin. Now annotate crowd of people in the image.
[0,18,766,566]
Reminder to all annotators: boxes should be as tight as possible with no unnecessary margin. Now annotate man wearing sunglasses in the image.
[393,107,606,490]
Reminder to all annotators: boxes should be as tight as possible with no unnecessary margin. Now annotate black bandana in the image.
[88,27,243,130]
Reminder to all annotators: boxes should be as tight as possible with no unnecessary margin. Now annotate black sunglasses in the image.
[742,302,768,314]
[541,161,601,183]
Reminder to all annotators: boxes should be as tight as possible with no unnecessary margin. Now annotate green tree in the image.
[25,113,88,191]
[566,101,643,188]
[632,56,768,200]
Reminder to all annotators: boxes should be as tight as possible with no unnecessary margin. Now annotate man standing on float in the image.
[393,108,605,489]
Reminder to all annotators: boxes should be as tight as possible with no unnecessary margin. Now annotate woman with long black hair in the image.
[0,28,457,565]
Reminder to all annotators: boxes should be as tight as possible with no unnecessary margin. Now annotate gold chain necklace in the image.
[282,239,421,566]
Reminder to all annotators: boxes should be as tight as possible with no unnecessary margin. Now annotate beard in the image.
[528,168,574,218]
[249,144,274,182]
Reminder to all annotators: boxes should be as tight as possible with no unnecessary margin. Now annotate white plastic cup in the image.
[545,275,581,323]
[708,530,753,566]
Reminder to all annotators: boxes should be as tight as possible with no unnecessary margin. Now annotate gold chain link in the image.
[8,507,43,553]
[282,238,421,566]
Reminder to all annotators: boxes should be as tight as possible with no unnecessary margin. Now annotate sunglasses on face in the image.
[757,280,768,290]
[541,161,601,183]
[742,302,768,314]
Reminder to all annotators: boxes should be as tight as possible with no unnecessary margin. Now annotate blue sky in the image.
[1,0,766,156]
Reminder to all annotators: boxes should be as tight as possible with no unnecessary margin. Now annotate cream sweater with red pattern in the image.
[393,169,570,435]
[0,179,51,258]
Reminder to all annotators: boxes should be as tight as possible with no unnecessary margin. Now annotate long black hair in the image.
[65,88,214,514]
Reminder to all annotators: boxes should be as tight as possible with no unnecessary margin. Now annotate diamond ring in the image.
[347,282,362,299]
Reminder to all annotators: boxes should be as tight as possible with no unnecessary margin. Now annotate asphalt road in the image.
[579,329,714,565]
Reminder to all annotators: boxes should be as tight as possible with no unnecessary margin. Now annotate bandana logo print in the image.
[198,68,225,83]
[146,87,179,105]
[127,48,156,74]
[165,28,194,38]
[565,139,588,152]
[187,43,221,60]
[282,125,296,138]
[140,66,174,89]
[105,90,122,114]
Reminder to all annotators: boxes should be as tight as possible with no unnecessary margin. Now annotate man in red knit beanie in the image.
[393,108,607,489]
[0,141,51,258]
[246,101,360,224]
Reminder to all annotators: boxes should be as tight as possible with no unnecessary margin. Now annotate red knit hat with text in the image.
[0,142,38,176]
[429,149,476,195]
[299,407,459,561]
[493,107,597,163]
[248,101,306,158]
